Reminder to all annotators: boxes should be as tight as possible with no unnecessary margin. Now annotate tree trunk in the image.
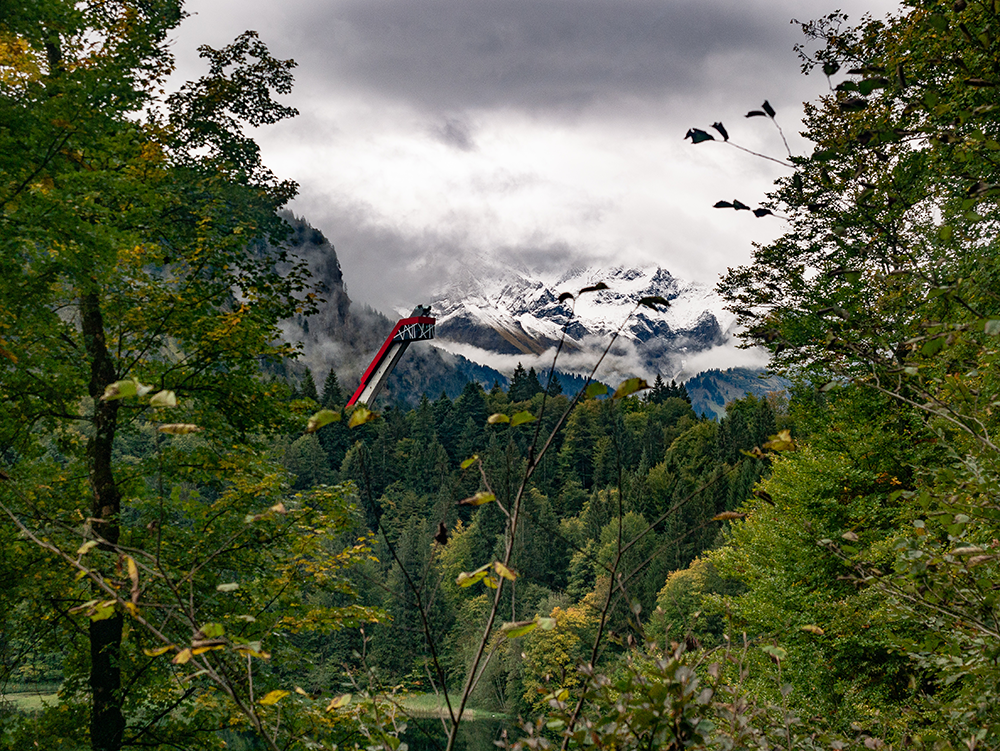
[81,291,125,751]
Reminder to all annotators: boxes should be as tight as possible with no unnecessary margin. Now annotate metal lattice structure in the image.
[346,312,436,407]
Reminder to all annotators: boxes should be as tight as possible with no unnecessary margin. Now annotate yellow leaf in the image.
[143,645,175,657]
[192,645,224,655]
[459,491,495,506]
[91,601,116,621]
[326,693,352,710]
[172,648,193,665]
[763,430,795,451]
[801,624,825,635]
[460,455,479,469]
[306,409,341,433]
[149,390,177,408]
[493,561,517,581]
[348,405,377,428]
[456,564,490,588]
[259,689,290,706]
[295,686,309,696]
[612,377,649,400]
[712,511,746,522]
[158,424,203,435]
[77,540,99,555]
[487,413,510,424]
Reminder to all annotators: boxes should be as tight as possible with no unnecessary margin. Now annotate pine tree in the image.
[678,382,691,405]
[525,367,543,399]
[509,363,528,401]
[321,368,344,407]
[650,374,666,404]
[300,368,319,401]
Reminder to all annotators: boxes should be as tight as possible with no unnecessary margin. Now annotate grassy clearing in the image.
[396,692,505,720]
[1,690,60,712]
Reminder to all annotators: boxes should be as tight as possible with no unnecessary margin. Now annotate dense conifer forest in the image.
[6,1,1000,750]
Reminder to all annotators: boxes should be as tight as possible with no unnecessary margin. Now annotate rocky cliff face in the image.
[275,214,507,403]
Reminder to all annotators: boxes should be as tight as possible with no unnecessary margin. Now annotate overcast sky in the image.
[170,0,902,314]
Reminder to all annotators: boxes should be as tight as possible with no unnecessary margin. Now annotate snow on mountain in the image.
[412,262,738,379]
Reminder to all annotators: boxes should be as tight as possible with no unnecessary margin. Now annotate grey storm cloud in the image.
[432,116,475,151]
[285,0,804,113]
[292,196,589,313]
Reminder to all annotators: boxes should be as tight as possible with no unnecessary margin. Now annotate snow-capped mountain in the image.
[415,262,738,378]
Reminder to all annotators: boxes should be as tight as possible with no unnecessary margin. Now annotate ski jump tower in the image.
[347,305,436,407]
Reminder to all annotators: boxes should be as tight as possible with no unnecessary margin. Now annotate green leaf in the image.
[761,645,787,661]
[612,378,649,399]
[90,601,117,621]
[216,583,240,592]
[259,689,290,706]
[460,455,479,469]
[501,620,538,638]
[101,379,139,401]
[536,616,557,630]
[921,337,946,356]
[456,564,491,588]
[487,413,510,424]
[927,13,948,32]
[585,382,608,399]
[510,411,536,426]
[459,491,495,506]
[198,623,225,639]
[305,409,341,433]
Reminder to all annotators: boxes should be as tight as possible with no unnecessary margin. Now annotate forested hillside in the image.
[6,1,1000,751]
